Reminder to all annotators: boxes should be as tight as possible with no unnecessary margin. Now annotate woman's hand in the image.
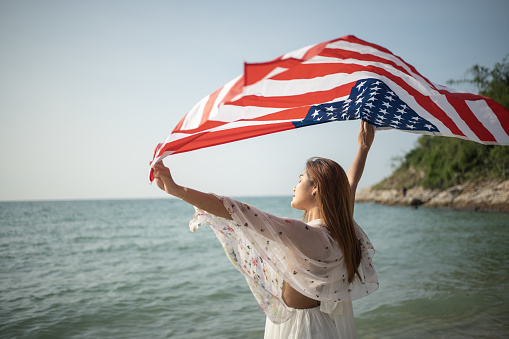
[150,160,232,219]
[358,120,375,150]
[151,161,179,196]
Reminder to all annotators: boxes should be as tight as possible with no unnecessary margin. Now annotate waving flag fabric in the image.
[150,35,509,181]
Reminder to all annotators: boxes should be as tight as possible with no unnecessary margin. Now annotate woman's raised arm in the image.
[346,121,375,209]
[151,161,232,220]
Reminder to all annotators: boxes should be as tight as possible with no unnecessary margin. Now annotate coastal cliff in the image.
[356,130,509,213]
[355,179,509,212]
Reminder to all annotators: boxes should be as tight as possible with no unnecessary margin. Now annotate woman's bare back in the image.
[282,281,321,309]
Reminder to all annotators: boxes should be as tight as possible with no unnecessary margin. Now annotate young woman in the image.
[152,121,378,338]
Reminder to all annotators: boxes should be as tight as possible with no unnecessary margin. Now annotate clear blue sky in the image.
[1,0,508,201]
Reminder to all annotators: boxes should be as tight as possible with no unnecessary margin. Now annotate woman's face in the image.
[291,171,316,211]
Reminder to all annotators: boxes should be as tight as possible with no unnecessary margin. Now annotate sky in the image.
[1,0,508,201]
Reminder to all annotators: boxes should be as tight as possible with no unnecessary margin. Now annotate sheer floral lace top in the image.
[190,196,379,324]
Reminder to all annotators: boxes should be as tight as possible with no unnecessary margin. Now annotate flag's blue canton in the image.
[293,78,439,133]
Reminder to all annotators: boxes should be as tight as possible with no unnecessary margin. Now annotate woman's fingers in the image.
[150,161,165,181]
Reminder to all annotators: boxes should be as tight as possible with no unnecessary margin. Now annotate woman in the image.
[152,121,378,338]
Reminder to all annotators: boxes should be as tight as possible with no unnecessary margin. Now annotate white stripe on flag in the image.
[166,119,294,142]
[181,96,208,130]
[212,105,287,122]
[208,75,242,120]
[281,43,315,60]
[325,40,432,88]
[467,100,509,144]
[241,72,352,98]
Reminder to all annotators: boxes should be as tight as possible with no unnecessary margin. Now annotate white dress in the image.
[189,195,378,338]
[264,301,356,338]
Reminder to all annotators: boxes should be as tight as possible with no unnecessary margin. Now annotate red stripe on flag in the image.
[222,75,245,103]
[486,99,509,136]
[244,59,300,86]
[174,120,226,134]
[444,96,496,142]
[301,40,330,61]
[228,81,356,108]
[341,35,394,55]
[172,114,187,133]
[157,121,297,155]
[249,106,311,122]
[268,60,405,81]
[149,143,164,181]
[242,38,337,87]
[200,88,222,126]
[438,90,487,101]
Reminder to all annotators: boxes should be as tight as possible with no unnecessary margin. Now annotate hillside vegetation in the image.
[376,136,509,190]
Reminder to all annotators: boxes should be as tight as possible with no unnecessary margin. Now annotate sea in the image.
[1,197,508,339]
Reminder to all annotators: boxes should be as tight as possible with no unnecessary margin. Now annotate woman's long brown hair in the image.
[304,157,362,284]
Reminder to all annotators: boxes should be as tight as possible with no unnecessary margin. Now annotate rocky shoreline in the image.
[355,179,509,213]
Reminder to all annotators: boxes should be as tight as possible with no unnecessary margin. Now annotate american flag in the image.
[150,35,509,181]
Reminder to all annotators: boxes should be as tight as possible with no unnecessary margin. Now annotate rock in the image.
[355,179,509,213]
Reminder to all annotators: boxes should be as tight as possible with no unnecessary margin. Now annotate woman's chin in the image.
[290,201,303,210]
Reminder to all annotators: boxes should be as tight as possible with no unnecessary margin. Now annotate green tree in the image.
[447,54,509,108]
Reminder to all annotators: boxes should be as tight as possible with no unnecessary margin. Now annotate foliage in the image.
[394,136,509,189]
[447,54,509,108]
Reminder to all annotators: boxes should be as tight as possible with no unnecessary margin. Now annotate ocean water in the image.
[1,197,508,339]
